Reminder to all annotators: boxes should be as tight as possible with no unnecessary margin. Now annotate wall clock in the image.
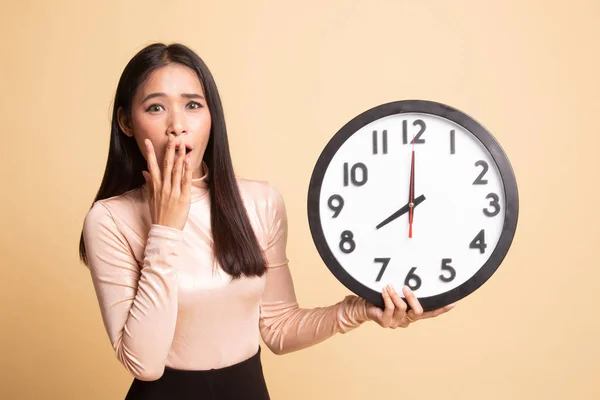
[307,100,518,311]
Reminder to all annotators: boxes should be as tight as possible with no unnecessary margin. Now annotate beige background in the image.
[1,0,598,399]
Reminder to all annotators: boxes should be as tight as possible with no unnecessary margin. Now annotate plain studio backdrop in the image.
[1,1,598,399]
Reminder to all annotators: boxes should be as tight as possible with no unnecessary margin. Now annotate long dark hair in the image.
[79,43,267,278]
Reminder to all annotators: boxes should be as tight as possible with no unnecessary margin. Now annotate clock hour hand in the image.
[375,194,426,230]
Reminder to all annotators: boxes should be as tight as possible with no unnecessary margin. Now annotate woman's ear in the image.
[117,107,133,137]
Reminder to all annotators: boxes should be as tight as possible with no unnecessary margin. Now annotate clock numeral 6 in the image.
[439,258,456,282]
[469,229,487,254]
[328,194,344,218]
[343,162,368,187]
[339,230,356,254]
[404,267,422,291]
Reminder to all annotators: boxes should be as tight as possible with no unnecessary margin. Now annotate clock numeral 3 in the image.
[469,229,487,254]
[404,267,422,291]
[473,160,489,184]
[440,258,456,282]
[343,162,368,187]
[402,119,426,145]
[372,130,388,155]
[327,194,344,218]
[373,258,390,282]
[339,230,356,254]
[483,193,500,217]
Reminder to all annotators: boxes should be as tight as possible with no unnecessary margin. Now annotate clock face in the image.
[308,100,518,311]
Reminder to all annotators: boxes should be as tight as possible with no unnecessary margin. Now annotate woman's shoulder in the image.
[91,188,144,215]
[237,178,284,206]
[236,178,287,230]
[83,188,148,235]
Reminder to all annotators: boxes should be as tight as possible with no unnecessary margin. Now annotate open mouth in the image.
[175,144,193,154]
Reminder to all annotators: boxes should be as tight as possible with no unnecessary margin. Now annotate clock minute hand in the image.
[375,194,426,230]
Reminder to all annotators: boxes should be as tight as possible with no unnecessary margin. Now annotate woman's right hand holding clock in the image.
[366,285,455,328]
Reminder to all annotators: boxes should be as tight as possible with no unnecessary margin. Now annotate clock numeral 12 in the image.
[372,130,388,155]
[402,119,426,144]
[343,162,368,187]
[450,129,455,154]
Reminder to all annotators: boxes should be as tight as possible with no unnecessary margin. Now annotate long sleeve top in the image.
[82,165,370,381]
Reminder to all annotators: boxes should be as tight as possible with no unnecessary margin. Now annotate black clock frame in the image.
[307,99,519,311]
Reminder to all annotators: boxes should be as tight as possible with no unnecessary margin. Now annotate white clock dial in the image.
[309,100,519,310]
[317,112,505,298]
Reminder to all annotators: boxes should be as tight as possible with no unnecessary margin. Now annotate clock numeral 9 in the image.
[404,267,422,291]
[327,194,344,218]
[339,230,356,254]
[402,119,426,144]
[483,193,500,217]
[439,258,456,282]
[473,160,489,184]
[343,162,368,187]
[469,229,487,253]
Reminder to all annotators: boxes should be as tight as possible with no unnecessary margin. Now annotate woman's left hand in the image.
[366,284,455,328]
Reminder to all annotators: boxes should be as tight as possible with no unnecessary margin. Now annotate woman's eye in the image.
[146,104,164,112]
[187,101,202,109]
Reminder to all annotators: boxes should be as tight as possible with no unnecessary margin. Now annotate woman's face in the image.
[118,63,211,179]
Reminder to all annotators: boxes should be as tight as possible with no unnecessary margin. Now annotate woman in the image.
[79,42,454,399]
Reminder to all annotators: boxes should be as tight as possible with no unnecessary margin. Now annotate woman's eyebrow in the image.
[141,92,205,103]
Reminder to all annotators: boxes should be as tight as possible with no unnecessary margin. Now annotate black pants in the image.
[125,346,270,400]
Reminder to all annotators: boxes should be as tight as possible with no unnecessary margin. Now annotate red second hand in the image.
[409,134,415,238]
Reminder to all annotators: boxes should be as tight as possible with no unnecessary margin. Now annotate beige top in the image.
[82,166,369,381]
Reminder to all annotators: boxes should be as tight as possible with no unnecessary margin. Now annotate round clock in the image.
[307,100,518,311]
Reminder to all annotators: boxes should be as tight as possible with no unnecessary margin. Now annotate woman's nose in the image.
[167,111,187,136]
